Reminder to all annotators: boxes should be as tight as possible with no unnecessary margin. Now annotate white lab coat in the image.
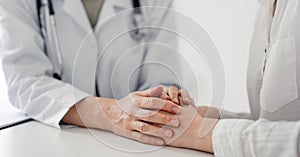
[213,0,300,156]
[0,0,182,128]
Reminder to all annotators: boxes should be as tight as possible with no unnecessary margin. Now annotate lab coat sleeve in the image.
[138,0,183,90]
[212,119,300,157]
[0,1,90,128]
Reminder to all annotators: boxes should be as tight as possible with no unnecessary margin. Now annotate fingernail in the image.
[164,130,173,137]
[156,140,164,145]
[170,119,179,127]
[184,97,191,104]
[173,98,179,104]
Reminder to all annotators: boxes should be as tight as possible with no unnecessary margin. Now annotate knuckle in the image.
[162,115,171,123]
[120,120,130,130]
[132,96,139,105]
[131,131,141,140]
[183,90,189,96]
[128,114,135,119]
[146,100,159,109]
[145,113,151,121]
[123,125,130,130]
[169,85,176,89]
[143,98,152,106]
[170,86,178,91]
[138,134,146,141]
[150,98,161,108]
[139,123,146,132]
[148,110,157,117]
[160,105,168,112]
[137,99,146,108]
[163,101,171,110]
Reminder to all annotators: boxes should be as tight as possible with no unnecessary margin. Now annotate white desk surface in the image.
[0,121,214,157]
[0,79,29,128]
[0,102,29,129]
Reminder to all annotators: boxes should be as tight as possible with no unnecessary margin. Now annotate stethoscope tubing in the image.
[40,0,144,80]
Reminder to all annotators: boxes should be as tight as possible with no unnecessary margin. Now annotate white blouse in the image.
[213,0,300,156]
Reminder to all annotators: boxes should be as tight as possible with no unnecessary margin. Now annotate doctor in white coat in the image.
[162,0,300,156]
[0,0,191,146]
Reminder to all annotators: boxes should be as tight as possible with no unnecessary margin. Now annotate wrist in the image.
[96,97,120,132]
[192,118,218,153]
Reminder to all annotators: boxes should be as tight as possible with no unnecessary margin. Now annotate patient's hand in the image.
[197,106,221,119]
[161,86,191,105]
[166,105,219,153]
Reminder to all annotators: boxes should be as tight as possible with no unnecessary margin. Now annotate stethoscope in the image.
[37,0,144,80]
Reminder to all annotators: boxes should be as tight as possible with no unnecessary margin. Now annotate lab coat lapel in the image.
[62,0,97,94]
[259,0,289,43]
[62,0,91,34]
[95,0,132,56]
[111,0,132,12]
[97,0,132,23]
[62,0,132,95]
[270,0,289,43]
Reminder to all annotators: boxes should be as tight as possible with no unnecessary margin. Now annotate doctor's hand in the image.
[161,86,191,106]
[102,86,182,146]
[62,86,183,146]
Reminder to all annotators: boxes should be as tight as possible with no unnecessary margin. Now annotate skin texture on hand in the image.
[62,96,114,131]
[62,86,213,150]
[167,105,218,153]
[104,87,182,146]
[62,86,183,146]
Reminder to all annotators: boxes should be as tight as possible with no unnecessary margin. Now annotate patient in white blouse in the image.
[165,0,300,156]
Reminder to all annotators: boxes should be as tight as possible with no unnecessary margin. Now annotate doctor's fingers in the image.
[133,110,180,128]
[131,131,165,146]
[137,97,181,114]
[168,86,179,104]
[179,89,191,105]
[160,91,171,101]
[136,86,164,98]
[114,121,165,146]
[129,120,173,139]
[133,121,173,139]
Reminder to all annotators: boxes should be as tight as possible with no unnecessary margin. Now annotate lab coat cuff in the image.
[53,89,91,129]
[212,119,253,157]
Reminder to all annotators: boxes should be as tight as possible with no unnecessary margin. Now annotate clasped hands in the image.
[102,86,218,153]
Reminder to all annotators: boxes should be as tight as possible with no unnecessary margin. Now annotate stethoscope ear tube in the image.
[132,0,142,14]
[131,0,145,41]
[37,0,63,80]
[47,0,55,15]
[131,13,145,41]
